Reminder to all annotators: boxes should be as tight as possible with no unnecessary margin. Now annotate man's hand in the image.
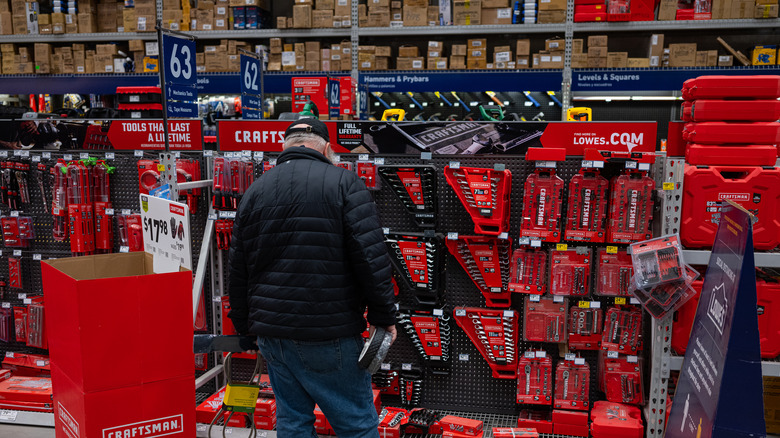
[369,324,397,345]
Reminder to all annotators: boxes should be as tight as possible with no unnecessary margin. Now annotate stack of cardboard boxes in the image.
[538,0,566,22]
[533,37,565,68]
[358,45,391,70]
[397,45,424,70]
[467,38,488,69]
[268,37,352,72]
[586,35,608,68]
[427,41,447,70]
[1,43,32,74]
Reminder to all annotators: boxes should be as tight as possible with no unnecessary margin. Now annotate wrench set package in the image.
[378,407,409,438]
[1,159,30,210]
[564,167,608,243]
[9,256,22,289]
[26,299,46,349]
[601,355,644,406]
[400,408,444,435]
[515,351,552,405]
[444,165,512,235]
[446,235,512,307]
[606,170,654,244]
[568,307,603,350]
[399,367,425,408]
[378,165,437,228]
[397,309,451,374]
[1,216,35,247]
[372,368,400,396]
[524,296,567,343]
[454,307,518,379]
[595,248,634,297]
[553,359,590,410]
[601,306,643,354]
[211,157,254,211]
[385,232,444,307]
[520,168,564,242]
[550,247,591,297]
[508,248,547,295]
[356,160,380,190]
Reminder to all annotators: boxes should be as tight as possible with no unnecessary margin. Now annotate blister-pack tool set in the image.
[606,169,654,244]
[523,295,567,343]
[443,165,512,235]
[568,307,603,350]
[446,235,512,307]
[595,248,634,297]
[565,167,609,243]
[516,351,552,405]
[550,247,592,297]
[396,309,451,374]
[601,306,643,354]
[378,165,437,227]
[211,157,254,250]
[554,359,590,411]
[384,232,444,307]
[508,248,547,294]
[520,151,565,243]
[599,354,644,406]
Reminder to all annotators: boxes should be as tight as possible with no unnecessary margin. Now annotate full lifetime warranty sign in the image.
[139,194,192,273]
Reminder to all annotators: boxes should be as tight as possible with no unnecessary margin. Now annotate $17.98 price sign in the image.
[139,194,192,273]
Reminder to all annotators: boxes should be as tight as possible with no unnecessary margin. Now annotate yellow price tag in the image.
[615,297,627,305]
[556,243,568,251]
[578,301,590,308]
[157,164,166,172]
[663,182,675,191]
[223,384,260,411]
[606,246,618,254]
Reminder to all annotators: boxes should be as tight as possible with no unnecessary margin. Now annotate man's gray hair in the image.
[283,132,327,150]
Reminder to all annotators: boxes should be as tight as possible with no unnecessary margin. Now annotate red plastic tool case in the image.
[446,236,512,307]
[590,401,643,438]
[682,122,780,144]
[685,144,778,167]
[508,248,547,294]
[520,169,564,242]
[565,169,608,243]
[606,171,654,244]
[681,75,780,100]
[444,166,512,235]
[681,165,780,250]
[574,11,607,21]
[681,100,780,122]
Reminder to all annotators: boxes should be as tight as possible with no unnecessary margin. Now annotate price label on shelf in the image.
[18,293,26,299]
[459,354,469,361]
[449,161,460,169]
[0,151,7,158]
[455,309,466,317]
[80,152,89,159]
[32,155,40,163]
[630,297,640,305]
[203,150,214,157]
[607,351,619,359]
[23,299,31,304]
[578,301,590,309]
[499,232,508,240]
[615,297,627,305]
[381,363,391,371]
[574,358,585,365]
[358,154,369,161]
[556,243,568,251]
[5,352,13,358]
[530,294,541,302]
[105,152,115,160]
[638,163,650,171]
[627,355,638,363]
[134,150,144,157]
[42,152,51,160]
[374,157,385,165]
[401,363,412,371]
[35,360,46,367]
[121,209,131,215]
[106,208,115,216]
[606,246,618,254]
[32,254,41,261]
[10,211,18,217]
[1,303,9,309]
[565,353,575,361]
[0,410,18,422]
[625,161,638,169]
[524,351,536,359]
[420,152,432,160]
[447,232,458,240]
[12,250,21,257]
[553,296,564,303]
[530,239,542,248]
[663,182,675,191]
[535,161,556,168]
[433,309,443,317]
[535,351,546,358]
[590,301,601,309]
[119,246,130,253]
[503,310,514,318]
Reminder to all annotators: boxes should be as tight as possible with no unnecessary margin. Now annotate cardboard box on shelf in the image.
[39,23,52,34]
[368,8,390,26]
[669,43,697,66]
[374,45,391,57]
[532,53,540,68]
[717,54,733,66]
[335,0,350,16]
[294,4,312,27]
[467,57,487,69]
[453,0,482,24]
[469,48,487,59]
[730,0,752,17]
[755,3,779,17]
[305,51,320,62]
[270,38,282,52]
[516,55,529,69]
[516,39,530,56]
[0,11,10,34]
[122,9,136,32]
[752,45,777,65]
[494,48,512,64]
[571,52,588,68]
[540,51,564,68]
[135,0,156,16]
[450,55,466,69]
[545,38,565,51]
[276,16,287,28]
[588,35,607,47]
[403,5,427,25]
[706,49,718,66]
[481,7,512,23]
[468,38,487,49]
[398,45,419,57]
[711,0,727,18]
[375,56,389,70]
[38,12,49,25]
[194,9,214,30]
[538,9,565,22]
[587,56,607,68]
[405,0,428,5]
[317,0,334,9]
[11,13,24,34]
[397,56,424,69]
[539,0,566,9]
[572,39,583,53]
[606,51,628,67]
[368,0,389,6]
[587,46,607,58]
[657,0,677,19]
[358,52,375,70]
[695,50,708,66]
[427,57,448,69]
[313,9,333,27]
[627,57,650,68]
[305,59,320,70]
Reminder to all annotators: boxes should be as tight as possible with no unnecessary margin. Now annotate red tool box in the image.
[550,247,592,297]
[565,168,608,243]
[574,3,605,12]
[508,248,547,294]
[0,376,52,404]
[552,409,589,437]
[454,307,517,379]
[520,169,564,242]
[444,165,512,236]
[446,235,512,307]
[602,356,644,405]
[681,165,780,250]
[517,409,552,434]
[682,122,780,145]
[685,144,778,167]
[681,99,780,122]
[516,351,553,405]
[590,401,643,438]
[378,165,437,228]
[440,415,483,437]
[493,428,539,437]
[595,248,633,297]
[524,295,567,343]
[378,407,409,438]
[682,75,780,101]
[553,360,590,410]
[574,11,607,20]
[606,170,654,244]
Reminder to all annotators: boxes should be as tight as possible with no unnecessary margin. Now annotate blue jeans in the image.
[257,335,379,438]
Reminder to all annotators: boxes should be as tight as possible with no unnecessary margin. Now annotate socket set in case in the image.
[606,170,654,244]
[565,167,608,243]
[524,296,567,344]
[454,307,518,379]
[516,351,552,405]
[550,247,591,297]
[554,359,590,410]
[520,168,564,243]
[601,306,643,354]
[446,235,512,307]
[508,248,547,295]
[444,165,512,235]
[596,248,634,296]
[568,306,603,350]
[601,354,644,406]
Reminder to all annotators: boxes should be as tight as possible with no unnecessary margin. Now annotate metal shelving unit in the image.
[358,23,567,36]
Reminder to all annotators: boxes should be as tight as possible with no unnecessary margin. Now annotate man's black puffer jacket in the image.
[228,146,396,340]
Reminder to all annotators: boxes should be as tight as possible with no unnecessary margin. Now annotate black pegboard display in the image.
[0,150,213,376]
[249,151,659,418]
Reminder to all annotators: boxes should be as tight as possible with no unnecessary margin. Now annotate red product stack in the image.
[680,75,780,251]
[574,0,607,22]
[590,401,643,438]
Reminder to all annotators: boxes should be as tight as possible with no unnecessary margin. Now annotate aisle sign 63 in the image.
[163,34,196,86]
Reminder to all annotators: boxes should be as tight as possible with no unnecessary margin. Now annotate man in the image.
[228,118,397,438]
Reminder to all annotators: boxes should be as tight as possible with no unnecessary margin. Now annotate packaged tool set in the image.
[590,401,644,438]
[385,231,445,307]
[552,408,590,437]
[378,407,409,438]
[372,368,400,396]
[520,167,564,243]
[682,122,780,145]
[356,160,380,190]
[523,295,567,344]
[550,247,592,297]
[454,307,518,379]
[684,144,779,167]
[439,415,484,437]
[211,156,254,211]
[492,427,539,438]
[516,351,553,405]
[400,408,444,435]
[444,165,512,235]
[568,306,603,350]
[378,165,437,228]
[553,359,590,411]
[681,99,780,122]
[116,213,144,252]
[1,159,30,211]
[601,355,644,406]
[8,256,21,289]
[508,248,547,295]
[606,169,654,244]
[681,75,780,101]
[595,248,633,297]
[601,306,643,354]
[564,167,608,243]
[399,367,425,408]
[397,309,451,374]
[446,235,512,307]
[517,409,553,434]
[1,216,35,247]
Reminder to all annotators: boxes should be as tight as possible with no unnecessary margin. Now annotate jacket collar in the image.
[277,145,332,165]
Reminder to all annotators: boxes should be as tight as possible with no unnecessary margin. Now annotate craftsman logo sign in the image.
[102,414,184,438]
[58,402,80,438]
[139,195,192,273]
[217,120,347,152]
[169,204,186,216]
[717,193,750,202]
[107,120,202,150]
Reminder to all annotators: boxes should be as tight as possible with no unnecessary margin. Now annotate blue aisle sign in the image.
[162,34,197,118]
[240,54,263,120]
[329,78,340,119]
[666,203,766,438]
[572,67,780,91]
[359,70,564,93]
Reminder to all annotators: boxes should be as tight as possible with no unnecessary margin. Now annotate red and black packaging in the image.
[596,248,633,297]
[554,359,590,410]
[446,235,512,307]
[516,351,552,405]
[517,409,552,434]
[681,99,780,122]
[454,307,518,379]
[443,165,512,236]
[508,248,547,295]
[385,232,444,307]
[0,308,13,343]
[67,161,96,256]
[400,408,443,436]
[550,247,591,297]
[685,144,779,167]
[397,309,451,374]
[26,297,46,349]
[565,168,608,243]
[439,415,483,437]
[92,162,113,253]
[520,168,564,242]
[378,165,437,228]
[681,165,780,250]
[335,161,352,171]
[215,219,233,250]
[356,161,380,190]
[1,216,34,247]
[372,368,400,396]
[524,296,567,344]
[13,306,26,341]
[176,159,203,214]
[8,256,21,289]
[399,367,424,408]
[682,122,780,145]
[606,170,654,244]
[568,306,603,350]
[630,234,685,290]
[601,354,644,405]
[590,401,644,438]
[552,409,589,437]
[51,160,69,242]
[493,428,539,438]
[378,407,409,438]
[601,306,643,354]
[137,159,160,194]
[116,214,144,252]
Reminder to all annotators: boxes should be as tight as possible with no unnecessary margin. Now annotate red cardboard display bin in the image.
[41,252,195,438]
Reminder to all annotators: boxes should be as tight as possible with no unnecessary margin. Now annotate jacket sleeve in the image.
[227,205,251,335]
[342,176,397,327]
